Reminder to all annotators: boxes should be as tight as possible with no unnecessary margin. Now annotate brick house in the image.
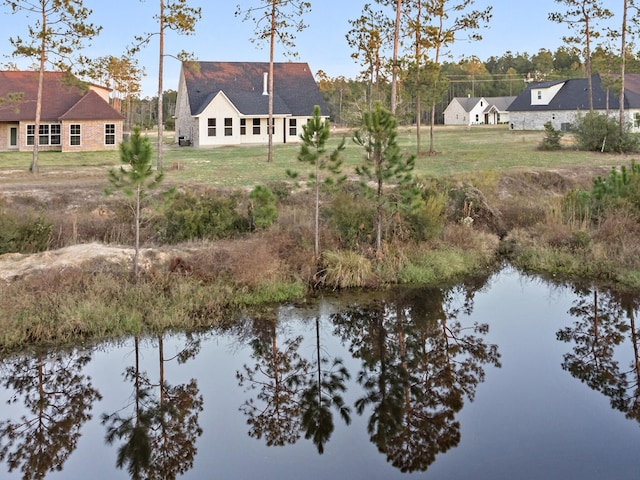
[175,61,328,147]
[0,71,124,152]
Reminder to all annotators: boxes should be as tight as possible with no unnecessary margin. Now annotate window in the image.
[50,125,61,145]
[105,124,116,145]
[253,118,260,135]
[26,123,61,145]
[224,118,233,136]
[289,119,297,137]
[26,125,34,146]
[635,113,640,128]
[537,90,542,100]
[39,124,49,145]
[240,119,246,135]
[70,124,81,146]
[208,118,216,137]
[268,118,275,134]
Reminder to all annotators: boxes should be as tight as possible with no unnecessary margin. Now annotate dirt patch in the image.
[496,166,609,199]
[0,243,190,282]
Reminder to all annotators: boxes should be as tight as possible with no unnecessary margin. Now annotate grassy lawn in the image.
[0,126,625,188]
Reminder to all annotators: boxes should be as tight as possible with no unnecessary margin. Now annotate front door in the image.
[9,126,17,148]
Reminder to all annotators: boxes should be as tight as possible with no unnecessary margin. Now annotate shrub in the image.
[248,185,278,230]
[0,210,52,254]
[404,181,446,242]
[573,112,639,153]
[321,250,373,289]
[539,121,563,151]
[159,189,248,243]
[326,188,376,249]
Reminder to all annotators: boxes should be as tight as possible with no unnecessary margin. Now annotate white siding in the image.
[531,83,565,106]
[197,93,242,147]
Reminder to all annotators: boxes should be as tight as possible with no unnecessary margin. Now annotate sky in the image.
[0,0,627,97]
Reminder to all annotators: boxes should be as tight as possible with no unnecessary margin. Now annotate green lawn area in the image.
[0,126,624,188]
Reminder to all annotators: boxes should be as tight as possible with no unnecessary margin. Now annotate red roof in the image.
[0,71,123,122]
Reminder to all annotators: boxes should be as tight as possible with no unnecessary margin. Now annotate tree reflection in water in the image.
[332,281,501,473]
[558,286,640,422]
[0,348,101,480]
[102,334,203,480]
[236,313,310,447]
[236,312,352,453]
[299,317,351,453]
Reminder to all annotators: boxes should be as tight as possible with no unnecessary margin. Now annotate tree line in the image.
[317,43,640,128]
[4,0,640,169]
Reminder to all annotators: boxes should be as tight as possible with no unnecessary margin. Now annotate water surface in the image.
[1,267,639,479]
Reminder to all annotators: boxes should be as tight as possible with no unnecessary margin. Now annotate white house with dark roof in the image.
[507,73,640,131]
[174,61,328,147]
[443,96,515,126]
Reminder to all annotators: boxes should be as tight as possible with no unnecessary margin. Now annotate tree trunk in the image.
[157,0,165,171]
[267,0,276,163]
[134,184,141,277]
[585,17,594,112]
[32,4,47,175]
[620,0,628,135]
[390,0,401,114]
[428,5,444,155]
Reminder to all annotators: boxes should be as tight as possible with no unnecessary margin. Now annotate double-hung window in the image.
[224,118,233,136]
[105,124,116,145]
[70,124,81,146]
[208,118,216,136]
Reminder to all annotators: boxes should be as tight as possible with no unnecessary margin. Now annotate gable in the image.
[182,61,327,118]
[60,90,123,121]
[196,91,241,118]
[530,82,565,106]
[446,96,515,114]
[0,71,118,122]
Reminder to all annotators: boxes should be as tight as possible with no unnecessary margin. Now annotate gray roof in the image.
[182,61,327,117]
[507,74,640,112]
[452,96,515,113]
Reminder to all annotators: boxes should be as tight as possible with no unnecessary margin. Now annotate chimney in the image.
[262,72,268,96]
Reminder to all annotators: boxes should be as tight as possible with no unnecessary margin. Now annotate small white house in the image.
[174,61,328,148]
[443,96,515,126]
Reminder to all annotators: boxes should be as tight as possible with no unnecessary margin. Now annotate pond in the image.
[1,267,639,479]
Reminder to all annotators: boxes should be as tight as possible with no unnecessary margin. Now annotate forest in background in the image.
[130,44,640,132]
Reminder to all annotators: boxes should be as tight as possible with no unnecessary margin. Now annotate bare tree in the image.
[3,0,101,174]
[549,0,613,112]
[236,0,311,163]
[132,0,201,171]
[346,3,393,110]
[85,55,144,130]
[421,0,492,155]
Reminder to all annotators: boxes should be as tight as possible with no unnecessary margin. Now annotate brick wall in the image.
[61,120,123,152]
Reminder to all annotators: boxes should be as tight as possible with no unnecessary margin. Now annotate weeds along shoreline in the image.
[3,163,640,353]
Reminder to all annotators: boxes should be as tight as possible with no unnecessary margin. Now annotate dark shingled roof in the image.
[508,74,640,112]
[0,71,122,122]
[182,61,327,117]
